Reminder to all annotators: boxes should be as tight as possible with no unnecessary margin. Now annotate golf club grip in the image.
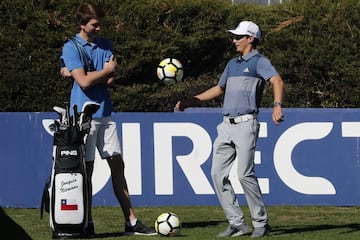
[73,105,78,127]
[64,102,70,126]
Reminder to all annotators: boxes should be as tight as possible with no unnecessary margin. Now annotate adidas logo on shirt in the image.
[243,67,250,73]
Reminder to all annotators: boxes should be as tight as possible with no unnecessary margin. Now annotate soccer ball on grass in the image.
[156,58,184,85]
[155,212,181,236]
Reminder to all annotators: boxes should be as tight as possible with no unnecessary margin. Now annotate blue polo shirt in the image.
[218,50,279,117]
[61,34,114,118]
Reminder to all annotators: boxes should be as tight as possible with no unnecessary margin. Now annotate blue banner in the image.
[1,108,360,208]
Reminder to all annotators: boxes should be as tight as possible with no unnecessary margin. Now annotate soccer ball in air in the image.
[155,212,181,236]
[156,58,184,84]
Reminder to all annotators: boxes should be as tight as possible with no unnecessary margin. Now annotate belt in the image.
[223,114,257,124]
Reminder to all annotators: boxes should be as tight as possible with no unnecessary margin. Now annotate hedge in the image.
[0,0,359,112]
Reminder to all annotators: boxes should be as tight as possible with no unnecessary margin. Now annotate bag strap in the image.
[40,176,51,219]
[68,37,94,73]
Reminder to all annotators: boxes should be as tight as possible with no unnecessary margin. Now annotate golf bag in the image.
[41,102,99,239]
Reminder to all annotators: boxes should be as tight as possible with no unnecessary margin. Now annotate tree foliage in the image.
[0,0,359,112]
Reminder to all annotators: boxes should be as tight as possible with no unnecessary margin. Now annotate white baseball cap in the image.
[227,21,261,39]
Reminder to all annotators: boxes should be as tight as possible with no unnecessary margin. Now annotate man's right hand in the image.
[60,67,72,78]
[175,97,201,111]
[104,55,117,74]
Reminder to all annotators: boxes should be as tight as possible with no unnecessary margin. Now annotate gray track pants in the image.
[210,118,268,228]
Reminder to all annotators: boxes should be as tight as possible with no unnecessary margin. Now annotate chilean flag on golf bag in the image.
[61,199,78,211]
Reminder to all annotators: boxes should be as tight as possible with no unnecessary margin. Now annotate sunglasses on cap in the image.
[232,35,249,40]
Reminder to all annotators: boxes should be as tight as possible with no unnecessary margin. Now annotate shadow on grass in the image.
[91,221,225,238]
[181,220,224,228]
[0,206,32,240]
[88,222,360,238]
[271,224,360,236]
[90,232,124,238]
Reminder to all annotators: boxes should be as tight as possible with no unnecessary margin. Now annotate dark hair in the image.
[244,35,260,48]
[76,3,105,26]
[251,37,260,48]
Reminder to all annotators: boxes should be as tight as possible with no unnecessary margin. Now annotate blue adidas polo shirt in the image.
[218,50,279,117]
[62,34,114,118]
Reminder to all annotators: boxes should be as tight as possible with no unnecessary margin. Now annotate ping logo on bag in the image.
[60,149,78,156]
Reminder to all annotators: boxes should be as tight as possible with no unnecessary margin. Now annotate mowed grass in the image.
[2,205,360,239]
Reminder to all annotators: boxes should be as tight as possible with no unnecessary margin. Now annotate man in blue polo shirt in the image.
[176,21,284,238]
[61,3,156,237]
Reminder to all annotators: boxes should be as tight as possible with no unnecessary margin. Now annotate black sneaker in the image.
[124,220,157,236]
[217,222,251,237]
[250,224,271,238]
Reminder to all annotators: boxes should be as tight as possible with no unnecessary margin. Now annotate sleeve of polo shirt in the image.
[218,62,230,88]
[257,57,279,81]
[99,38,113,63]
[61,42,83,72]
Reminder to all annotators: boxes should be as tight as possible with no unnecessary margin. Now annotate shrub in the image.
[0,0,359,111]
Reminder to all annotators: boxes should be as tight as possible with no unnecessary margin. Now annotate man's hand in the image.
[104,55,117,74]
[272,105,284,125]
[106,76,114,86]
[175,96,201,111]
[60,67,72,78]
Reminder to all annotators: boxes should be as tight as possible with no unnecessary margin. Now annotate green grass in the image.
[2,206,360,239]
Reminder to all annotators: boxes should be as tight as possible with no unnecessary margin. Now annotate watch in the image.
[273,101,282,107]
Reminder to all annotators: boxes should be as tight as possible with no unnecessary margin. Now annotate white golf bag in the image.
[41,102,99,239]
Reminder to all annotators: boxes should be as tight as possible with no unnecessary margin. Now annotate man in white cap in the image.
[175,21,284,238]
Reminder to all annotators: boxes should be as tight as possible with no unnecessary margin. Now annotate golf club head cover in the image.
[178,96,201,111]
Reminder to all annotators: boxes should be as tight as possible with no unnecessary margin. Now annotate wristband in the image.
[273,101,282,107]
